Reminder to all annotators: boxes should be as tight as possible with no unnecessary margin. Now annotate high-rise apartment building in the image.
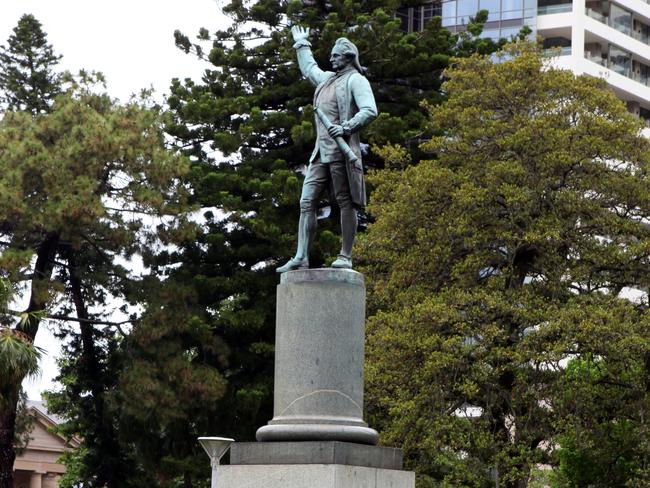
[398,0,650,123]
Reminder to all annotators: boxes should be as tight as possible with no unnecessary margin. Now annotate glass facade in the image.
[638,62,650,85]
[537,0,572,15]
[444,0,537,38]
[397,2,442,32]
[585,0,607,22]
[397,0,537,39]
[638,21,650,44]
[609,45,632,76]
[610,3,633,35]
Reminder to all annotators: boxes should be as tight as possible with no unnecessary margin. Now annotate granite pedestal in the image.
[256,269,378,445]
[209,269,414,487]
[217,463,415,488]
[231,441,403,470]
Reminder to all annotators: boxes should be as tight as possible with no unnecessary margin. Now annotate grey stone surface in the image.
[257,423,379,445]
[281,267,364,286]
[256,268,378,445]
[217,464,415,488]
[230,441,403,470]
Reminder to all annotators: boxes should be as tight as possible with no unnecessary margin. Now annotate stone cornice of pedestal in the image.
[230,441,403,470]
[280,268,364,286]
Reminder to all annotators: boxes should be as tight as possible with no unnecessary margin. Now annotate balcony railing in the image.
[631,72,650,86]
[585,53,607,66]
[584,52,650,89]
[538,3,572,14]
[543,46,573,55]
[585,7,607,23]
[585,7,650,46]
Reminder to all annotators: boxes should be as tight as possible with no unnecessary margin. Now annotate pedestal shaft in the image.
[256,269,378,444]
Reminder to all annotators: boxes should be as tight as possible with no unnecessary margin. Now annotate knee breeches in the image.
[299,160,352,212]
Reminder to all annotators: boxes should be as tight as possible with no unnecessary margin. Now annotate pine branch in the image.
[6,308,133,328]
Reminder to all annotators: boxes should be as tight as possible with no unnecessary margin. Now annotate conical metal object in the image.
[198,437,234,465]
[198,437,235,488]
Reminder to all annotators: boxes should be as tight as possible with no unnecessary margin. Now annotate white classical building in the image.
[13,401,79,488]
[398,0,650,120]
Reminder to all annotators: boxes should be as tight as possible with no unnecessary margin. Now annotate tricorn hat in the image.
[333,37,364,73]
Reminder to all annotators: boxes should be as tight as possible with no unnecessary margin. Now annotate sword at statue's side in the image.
[314,106,359,165]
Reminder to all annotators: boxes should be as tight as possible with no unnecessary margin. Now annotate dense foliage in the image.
[0,16,198,484]
[360,42,650,487]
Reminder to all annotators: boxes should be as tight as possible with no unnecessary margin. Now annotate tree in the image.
[0,14,61,114]
[551,352,650,487]
[0,75,197,488]
[0,280,41,487]
[359,42,650,487]
[155,0,503,453]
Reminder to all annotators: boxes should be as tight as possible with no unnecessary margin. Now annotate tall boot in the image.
[276,210,317,273]
[296,209,317,260]
[332,207,357,269]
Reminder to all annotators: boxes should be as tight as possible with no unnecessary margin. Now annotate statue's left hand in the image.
[328,124,344,138]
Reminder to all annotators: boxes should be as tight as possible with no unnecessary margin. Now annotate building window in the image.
[396,3,444,32]
[457,0,480,22]
[443,1,458,26]
[398,0,536,39]
[396,7,410,31]
[609,45,632,76]
[610,3,633,36]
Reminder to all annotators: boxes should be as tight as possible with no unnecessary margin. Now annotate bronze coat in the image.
[295,43,378,207]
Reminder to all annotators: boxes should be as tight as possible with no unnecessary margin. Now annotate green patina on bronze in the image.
[277,26,378,273]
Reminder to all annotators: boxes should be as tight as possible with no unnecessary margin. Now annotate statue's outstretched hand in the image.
[291,25,309,43]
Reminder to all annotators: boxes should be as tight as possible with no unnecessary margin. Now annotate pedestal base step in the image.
[230,441,403,470]
[217,464,415,488]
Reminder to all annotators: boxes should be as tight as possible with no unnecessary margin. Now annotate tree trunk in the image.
[68,253,120,488]
[0,233,59,488]
[0,385,20,488]
[21,232,60,339]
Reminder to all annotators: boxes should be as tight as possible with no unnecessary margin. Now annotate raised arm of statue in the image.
[290,25,333,87]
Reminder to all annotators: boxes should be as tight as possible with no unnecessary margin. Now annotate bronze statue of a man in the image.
[276,26,378,273]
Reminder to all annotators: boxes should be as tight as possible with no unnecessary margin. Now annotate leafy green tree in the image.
[0,14,61,114]
[0,75,196,488]
[551,353,650,487]
[359,42,650,487]
[0,16,58,486]
[156,0,503,453]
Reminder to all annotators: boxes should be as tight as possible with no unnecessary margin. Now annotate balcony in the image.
[584,42,650,87]
[546,45,573,55]
[543,36,572,55]
[585,7,607,23]
[585,2,650,46]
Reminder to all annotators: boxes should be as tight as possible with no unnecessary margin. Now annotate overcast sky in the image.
[1,0,229,102]
[0,0,230,399]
